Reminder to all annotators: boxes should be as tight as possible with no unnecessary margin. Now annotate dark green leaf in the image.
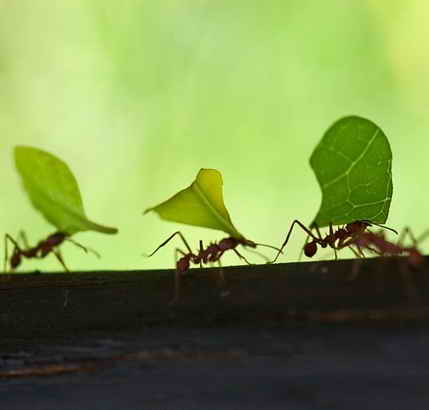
[310,116,393,227]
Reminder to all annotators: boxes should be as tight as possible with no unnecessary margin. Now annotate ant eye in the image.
[304,241,317,257]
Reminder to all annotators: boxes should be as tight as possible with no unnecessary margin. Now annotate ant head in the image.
[304,241,318,257]
[10,248,21,270]
[46,232,67,246]
[176,255,191,273]
[218,237,239,251]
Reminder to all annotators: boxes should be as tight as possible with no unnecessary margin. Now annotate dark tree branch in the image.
[1,256,428,337]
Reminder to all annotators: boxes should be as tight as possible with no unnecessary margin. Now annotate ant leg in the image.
[17,230,31,250]
[216,259,230,297]
[299,224,322,261]
[146,231,193,257]
[273,220,320,263]
[416,228,429,245]
[53,249,70,272]
[66,238,100,258]
[329,223,337,260]
[298,234,310,261]
[327,223,338,260]
[397,227,420,248]
[242,247,271,263]
[4,234,21,272]
[314,223,324,242]
[170,247,187,304]
[199,240,204,269]
[350,245,366,258]
[232,248,252,265]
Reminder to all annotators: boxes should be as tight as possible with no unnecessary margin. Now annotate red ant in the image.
[4,231,99,272]
[146,231,281,302]
[272,219,398,262]
[341,228,424,267]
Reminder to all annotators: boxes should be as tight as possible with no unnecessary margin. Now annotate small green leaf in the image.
[144,168,244,239]
[15,146,118,235]
[310,116,393,227]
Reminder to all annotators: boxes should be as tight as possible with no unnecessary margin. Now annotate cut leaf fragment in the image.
[310,116,393,227]
[144,168,244,239]
[15,146,118,235]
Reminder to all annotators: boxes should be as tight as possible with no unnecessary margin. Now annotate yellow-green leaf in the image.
[15,146,118,235]
[144,168,243,238]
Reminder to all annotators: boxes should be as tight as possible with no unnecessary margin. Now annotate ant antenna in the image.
[253,242,283,253]
[362,220,398,235]
[232,248,253,265]
[144,231,193,258]
[242,247,271,263]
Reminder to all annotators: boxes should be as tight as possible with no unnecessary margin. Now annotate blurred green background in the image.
[0,0,428,272]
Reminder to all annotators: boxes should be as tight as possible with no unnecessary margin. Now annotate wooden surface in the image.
[1,256,429,338]
[2,257,429,409]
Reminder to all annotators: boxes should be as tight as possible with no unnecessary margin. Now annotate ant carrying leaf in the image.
[310,116,393,228]
[5,146,118,272]
[272,219,397,263]
[274,116,395,263]
[144,168,280,301]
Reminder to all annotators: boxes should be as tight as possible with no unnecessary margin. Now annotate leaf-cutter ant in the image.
[4,231,99,272]
[146,231,281,302]
[272,220,398,262]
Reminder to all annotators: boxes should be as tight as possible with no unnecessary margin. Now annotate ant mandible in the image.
[147,231,281,302]
[272,219,398,263]
[4,231,99,272]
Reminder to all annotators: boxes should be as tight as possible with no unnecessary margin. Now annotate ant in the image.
[272,219,398,263]
[4,231,99,272]
[342,228,424,267]
[146,231,281,302]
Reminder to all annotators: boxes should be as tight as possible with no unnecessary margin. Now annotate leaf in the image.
[144,168,244,239]
[14,146,118,235]
[310,116,393,227]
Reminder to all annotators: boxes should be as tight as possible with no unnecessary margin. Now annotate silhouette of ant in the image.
[147,231,281,302]
[272,219,398,262]
[343,228,424,267]
[4,231,99,272]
